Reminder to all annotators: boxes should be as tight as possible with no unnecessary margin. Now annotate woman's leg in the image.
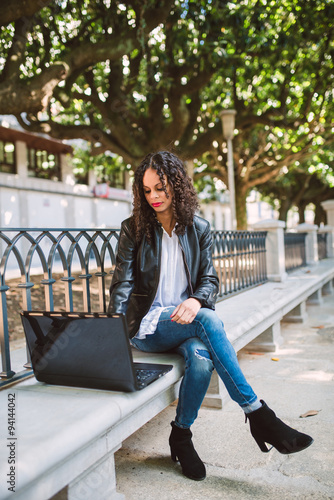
[133,307,259,411]
[184,308,260,411]
[174,338,214,428]
[132,332,214,427]
[132,326,214,481]
[170,339,213,481]
[132,306,313,478]
[132,307,258,481]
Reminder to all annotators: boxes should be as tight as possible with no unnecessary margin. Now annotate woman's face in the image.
[142,168,173,216]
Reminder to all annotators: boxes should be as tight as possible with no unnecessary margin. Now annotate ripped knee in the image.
[194,349,211,361]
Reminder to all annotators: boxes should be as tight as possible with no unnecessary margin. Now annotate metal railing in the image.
[0,227,267,387]
[0,228,119,386]
[212,230,268,298]
[317,233,328,260]
[284,232,307,272]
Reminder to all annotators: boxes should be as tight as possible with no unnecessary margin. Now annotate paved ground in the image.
[114,293,334,500]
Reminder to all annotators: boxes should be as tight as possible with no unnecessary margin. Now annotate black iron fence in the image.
[0,228,119,386]
[0,227,268,387]
[284,232,307,272]
[212,230,268,298]
[317,233,328,260]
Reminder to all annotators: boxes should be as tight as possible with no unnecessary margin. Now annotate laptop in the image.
[20,311,173,392]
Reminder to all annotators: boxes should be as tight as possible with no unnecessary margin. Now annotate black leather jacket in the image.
[108,215,219,338]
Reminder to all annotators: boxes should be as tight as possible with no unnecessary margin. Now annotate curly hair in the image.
[131,151,199,243]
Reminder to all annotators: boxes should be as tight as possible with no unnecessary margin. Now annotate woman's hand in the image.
[170,298,201,324]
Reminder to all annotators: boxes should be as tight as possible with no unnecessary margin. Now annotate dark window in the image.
[73,167,89,185]
[27,148,61,181]
[0,141,16,174]
[108,170,126,189]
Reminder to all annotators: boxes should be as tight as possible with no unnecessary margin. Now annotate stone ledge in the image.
[0,352,184,500]
[217,259,334,348]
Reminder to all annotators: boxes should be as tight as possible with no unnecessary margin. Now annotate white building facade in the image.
[0,126,132,229]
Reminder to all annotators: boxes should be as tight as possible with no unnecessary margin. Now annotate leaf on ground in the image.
[312,325,325,329]
[300,410,320,418]
[246,352,265,355]
[271,357,279,361]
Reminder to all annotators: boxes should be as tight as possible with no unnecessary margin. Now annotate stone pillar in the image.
[203,373,229,409]
[322,280,333,295]
[246,321,283,352]
[124,170,132,191]
[321,199,334,227]
[252,219,287,282]
[307,289,323,306]
[89,169,97,190]
[15,140,28,177]
[296,223,318,265]
[318,225,334,258]
[283,301,308,323]
[68,447,124,500]
[15,140,30,229]
[61,153,75,186]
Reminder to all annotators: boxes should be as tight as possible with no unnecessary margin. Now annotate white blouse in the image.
[135,227,189,339]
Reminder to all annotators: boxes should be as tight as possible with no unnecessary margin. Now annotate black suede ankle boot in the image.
[246,400,314,454]
[169,421,206,480]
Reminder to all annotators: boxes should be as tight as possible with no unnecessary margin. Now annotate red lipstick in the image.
[152,202,162,207]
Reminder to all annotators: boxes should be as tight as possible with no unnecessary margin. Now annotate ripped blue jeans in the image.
[131,307,258,428]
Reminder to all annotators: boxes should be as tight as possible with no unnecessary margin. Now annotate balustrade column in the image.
[16,141,28,178]
[296,223,318,265]
[321,199,334,227]
[252,219,287,282]
[318,225,334,258]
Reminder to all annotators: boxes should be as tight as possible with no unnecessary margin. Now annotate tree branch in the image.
[0,18,32,82]
[0,62,68,115]
[0,0,51,26]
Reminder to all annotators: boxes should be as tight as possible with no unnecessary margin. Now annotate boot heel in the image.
[253,433,270,453]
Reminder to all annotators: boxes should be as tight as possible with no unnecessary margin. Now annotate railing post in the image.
[321,199,334,226]
[252,219,287,282]
[296,223,318,265]
[318,225,334,258]
[0,284,15,378]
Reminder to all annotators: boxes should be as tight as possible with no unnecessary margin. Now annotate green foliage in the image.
[70,144,128,183]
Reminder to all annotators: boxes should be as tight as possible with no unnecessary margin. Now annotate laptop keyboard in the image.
[135,368,160,388]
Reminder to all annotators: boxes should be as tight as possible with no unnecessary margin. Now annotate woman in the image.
[108,151,313,481]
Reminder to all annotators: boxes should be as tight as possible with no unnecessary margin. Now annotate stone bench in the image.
[204,258,334,407]
[0,258,333,500]
[0,350,185,500]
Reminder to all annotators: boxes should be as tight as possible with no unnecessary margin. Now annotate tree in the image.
[0,0,226,164]
[191,0,334,227]
[1,0,333,228]
[258,169,334,223]
[0,1,176,116]
[257,149,334,224]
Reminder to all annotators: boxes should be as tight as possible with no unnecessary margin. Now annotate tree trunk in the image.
[297,201,307,224]
[235,184,248,230]
[314,203,327,226]
[278,198,291,223]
